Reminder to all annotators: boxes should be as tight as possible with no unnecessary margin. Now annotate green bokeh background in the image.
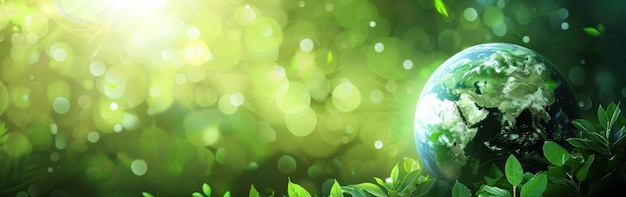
[0,0,624,196]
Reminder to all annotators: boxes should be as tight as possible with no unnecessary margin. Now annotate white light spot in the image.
[175,73,187,85]
[374,140,383,149]
[561,22,569,30]
[149,86,161,97]
[325,3,334,11]
[463,8,478,21]
[230,93,244,106]
[186,27,201,39]
[131,159,148,176]
[53,97,70,114]
[87,131,100,143]
[50,124,58,135]
[53,48,67,62]
[298,1,305,7]
[369,21,376,27]
[403,59,413,70]
[522,36,530,43]
[374,42,384,53]
[89,60,106,77]
[110,102,118,110]
[113,124,123,133]
[299,38,314,52]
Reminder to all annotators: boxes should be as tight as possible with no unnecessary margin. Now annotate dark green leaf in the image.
[142,192,155,197]
[583,27,601,37]
[610,135,626,151]
[520,173,547,197]
[452,180,471,197]
[546,166,566,184]
[477,185,512,197]
[486,163,504,180]
[349,183,387,197]
[572,119,598,134]
[576,155,595,182]
[249,185,261,197]
[434,0,449,17]
[543,141,570,166]
[597,24,605,33]
[203,183,211,196]
[192,192,204,197]
[598,105,608,129]
[588,132,609,146]
[288,178,312,197]
[330,179,344,197]
[609,126,625,144]
[505,155,523,186]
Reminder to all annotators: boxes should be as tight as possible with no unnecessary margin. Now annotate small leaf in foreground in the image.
[576,154,595,182]
[192,192,204,197]
[288,178,312,197]
[330,179,343,197]
[434,0,449,17]
[520,172,547,197]
[583,27,601,37]
[142,192,155,197]
[249,185,261,197]
[543,141,570,166]
[452,180,471,197]
[505,155,523,186]
[203,183,211,196]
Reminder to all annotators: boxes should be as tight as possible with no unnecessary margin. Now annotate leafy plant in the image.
[453,155,547,197]
[545,102,626,196]
[341,157,435,197]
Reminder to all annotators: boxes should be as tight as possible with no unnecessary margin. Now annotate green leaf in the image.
[520,173,547,197]
[434,0,449,17]
[374,177,391,191]
[546,166,567,184]
[610,135,626,151]
[349,183,388,197]
[576,154,595,182]
[583,27,601,37]
[192,192,204,197]
[403,157,419,173]
[568,138,608,155]
[400,170,419,189]
[542,141,570,166]
[223,191,231,197]
[288,178,312,197]
[330,179,344,197]
[486,164,504,180]
[452,180,471,197]
[249,185,261,197]
[598,105,608,129]
[572,119,598,134]
[142,192,155,197]
[390,164,399,187]
[0,122,6,137]
[203,183,211,196]
[477,185,512,197]
[505,155,523,186]
[340,186,369,197]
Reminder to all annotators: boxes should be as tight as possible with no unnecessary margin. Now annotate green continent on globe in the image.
[414,43,579,181]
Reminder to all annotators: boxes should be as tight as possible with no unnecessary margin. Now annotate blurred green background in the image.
[0,0,624,196]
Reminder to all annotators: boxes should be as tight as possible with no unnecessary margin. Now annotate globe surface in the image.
[414,43,580,181]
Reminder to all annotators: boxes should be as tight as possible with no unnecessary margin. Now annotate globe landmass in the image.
[414,43,580,181]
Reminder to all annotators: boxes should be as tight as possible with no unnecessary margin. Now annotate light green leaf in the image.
[477,185,512,197]
[203,183,211,196]
[434,0,449,17]
[403,157,419,173]
[374,177,390,190]
[390,164,399,187]
[142,192,155,197]
[542,141,570,166]
[330,179,343,197]
[520,173,547,197]
[288,178,312,197]
[583,27,601,37]
[249,185,261,197]
[350,183,388,197]
[192,192,204,197]
[505,155,523,186]
[576,154,595,182]
[452,180,471,197]
[0,122,6,137]
[223,191,231,197]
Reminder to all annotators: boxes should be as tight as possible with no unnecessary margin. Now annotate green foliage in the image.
[137,103,626,197]
[583,24,605,37]
[433,0,449,17]
[288,178,312,197]
[342,157,435,197]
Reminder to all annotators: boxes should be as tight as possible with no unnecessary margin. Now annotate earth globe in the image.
[413,43,580,182]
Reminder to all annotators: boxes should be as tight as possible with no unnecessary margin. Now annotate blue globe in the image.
[414,43,580,181]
